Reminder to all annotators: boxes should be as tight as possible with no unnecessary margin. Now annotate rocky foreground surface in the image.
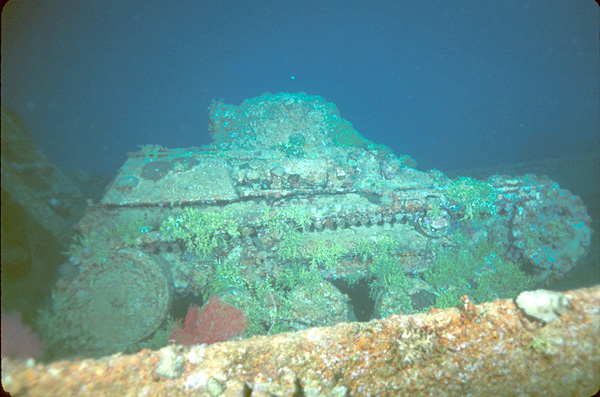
[2,285,598,396]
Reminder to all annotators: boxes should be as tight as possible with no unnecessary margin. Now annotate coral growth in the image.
[160,208,240,258]
[445,177,498,220]
[168,296,249,346]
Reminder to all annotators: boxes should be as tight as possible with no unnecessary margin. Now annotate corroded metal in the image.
[47,93,592,356]
[3,285,598,395]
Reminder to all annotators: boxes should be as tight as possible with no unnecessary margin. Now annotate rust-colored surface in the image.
[3,285,599,396]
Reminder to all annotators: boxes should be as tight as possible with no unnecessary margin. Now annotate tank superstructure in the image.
[43,93,592,357]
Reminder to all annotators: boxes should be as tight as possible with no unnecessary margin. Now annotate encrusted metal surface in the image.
[3,286,599,396]
[45,92,593,358]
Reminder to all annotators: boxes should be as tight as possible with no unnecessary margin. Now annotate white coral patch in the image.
[515,289,569,323]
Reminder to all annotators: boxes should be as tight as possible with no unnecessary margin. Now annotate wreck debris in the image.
[38,93,592,359]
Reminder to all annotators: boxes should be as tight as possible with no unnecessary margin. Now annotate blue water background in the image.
[2,1,598,177]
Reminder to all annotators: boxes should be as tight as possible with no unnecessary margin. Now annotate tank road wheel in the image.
[56,249,172,355]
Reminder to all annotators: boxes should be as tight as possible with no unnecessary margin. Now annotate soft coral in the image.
[168,296,249,346]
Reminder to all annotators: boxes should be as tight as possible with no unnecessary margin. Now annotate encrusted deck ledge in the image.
[3,285,599,396]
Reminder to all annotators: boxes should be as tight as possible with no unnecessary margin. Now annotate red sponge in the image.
[1,312,44,360]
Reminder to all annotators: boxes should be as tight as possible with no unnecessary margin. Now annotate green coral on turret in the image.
[328,117,368,147]
[279,133,306,157]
